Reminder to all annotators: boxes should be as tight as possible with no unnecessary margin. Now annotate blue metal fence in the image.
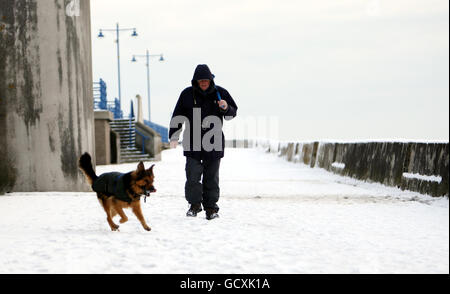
[93,79,107,109]
[107,98,123,119]
[93,79,123,119]
[93,78,167,143]
[144,120,169,143]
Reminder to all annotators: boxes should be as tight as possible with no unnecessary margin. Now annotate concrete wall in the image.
[0,0,94,193]
[315,142,449,197]
[135,122,162,161]
[94,111,112,165]
[110,130,120,164]
[225,139,449,197]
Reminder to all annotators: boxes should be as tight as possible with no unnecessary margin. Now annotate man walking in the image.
[169,64,238,220]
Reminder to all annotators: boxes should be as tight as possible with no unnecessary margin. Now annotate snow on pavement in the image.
[0,147,448,274]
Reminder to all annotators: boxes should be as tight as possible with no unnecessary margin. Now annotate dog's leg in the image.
[131,201,151,231]
[114,201,129,224]
[103,197,120,231]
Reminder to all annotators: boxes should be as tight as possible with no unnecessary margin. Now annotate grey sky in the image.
[90,0,449,142]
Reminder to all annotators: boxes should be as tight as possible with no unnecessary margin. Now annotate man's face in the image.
[198,79,210,91]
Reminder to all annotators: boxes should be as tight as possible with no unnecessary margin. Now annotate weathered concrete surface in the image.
[227,140,449,197]
[0,0,94,193]
[315,142,449,197]
[94,110,113,165]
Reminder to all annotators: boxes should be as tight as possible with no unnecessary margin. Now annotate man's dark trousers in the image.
[185,156,221,212]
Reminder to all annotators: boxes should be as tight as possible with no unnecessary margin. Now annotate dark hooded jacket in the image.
[169,64,238,161]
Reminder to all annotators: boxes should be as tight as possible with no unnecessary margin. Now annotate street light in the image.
[97,23,138,109]
[131,50,165,122]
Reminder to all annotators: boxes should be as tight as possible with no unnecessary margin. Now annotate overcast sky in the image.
[90,0,449,142]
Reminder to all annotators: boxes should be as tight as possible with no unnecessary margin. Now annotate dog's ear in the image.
[136,161,145,176]
[147,164,155,174]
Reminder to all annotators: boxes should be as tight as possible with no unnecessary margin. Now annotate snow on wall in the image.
[402,173,442,183]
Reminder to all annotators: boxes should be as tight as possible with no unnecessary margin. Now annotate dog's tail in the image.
[78,152,98,186]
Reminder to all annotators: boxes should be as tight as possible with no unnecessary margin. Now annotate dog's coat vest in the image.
[92,172,132,203]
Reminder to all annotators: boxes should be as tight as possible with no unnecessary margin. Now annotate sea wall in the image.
[0,0,94,193]
[226,139,449,197]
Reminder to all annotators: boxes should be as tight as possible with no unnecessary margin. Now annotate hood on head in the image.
[192,64,216,91]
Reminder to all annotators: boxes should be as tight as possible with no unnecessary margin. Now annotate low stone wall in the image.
[225,139,449,197]
[316,142,449,197]
[94,111,113,165]
[135,122,162,161]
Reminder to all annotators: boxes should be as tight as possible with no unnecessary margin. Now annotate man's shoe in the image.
[205,209,219,220]
[186,203,202,217]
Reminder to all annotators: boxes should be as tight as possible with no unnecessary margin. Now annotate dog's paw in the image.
[119,217,128,224]
[144,226,151,231]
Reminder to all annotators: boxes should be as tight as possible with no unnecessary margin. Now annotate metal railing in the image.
[135,129,150,154]
[93,78,107,110]
[108,98,123,119]
[144,120,169,143]
[93,78,123,119]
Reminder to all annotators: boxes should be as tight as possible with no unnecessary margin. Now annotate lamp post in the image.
[97,23,138,109]
[131,50,164,122]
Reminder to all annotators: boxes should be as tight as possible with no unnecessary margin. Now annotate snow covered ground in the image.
[0,147,448,274]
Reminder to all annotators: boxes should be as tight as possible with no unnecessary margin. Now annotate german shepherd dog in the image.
[78,153,156,231]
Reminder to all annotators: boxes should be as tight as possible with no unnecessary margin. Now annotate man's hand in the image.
[218,100,228,111]
[170,140,178,149]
